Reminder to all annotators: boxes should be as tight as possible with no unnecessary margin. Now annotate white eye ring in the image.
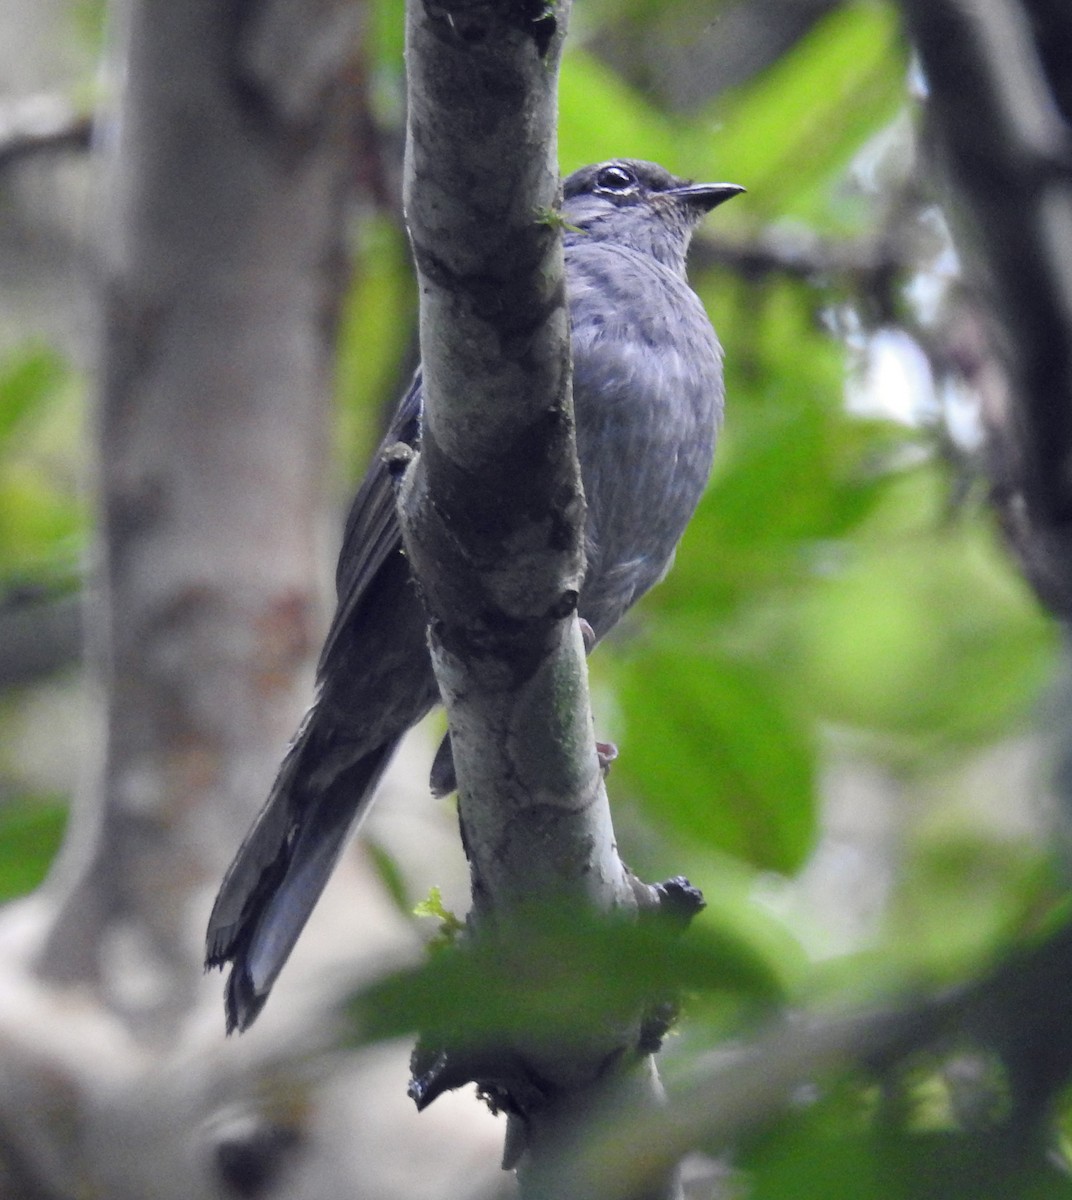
[596,165,637,193]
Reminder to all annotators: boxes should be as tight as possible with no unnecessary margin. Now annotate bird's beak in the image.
[670,182,746,212]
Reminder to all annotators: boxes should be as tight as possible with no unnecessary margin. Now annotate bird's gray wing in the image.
[207,369,427,1032]
[317,369,423,672]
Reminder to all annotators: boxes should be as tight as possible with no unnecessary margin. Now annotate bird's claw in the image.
[578,617,596,652]
[596,740,618,776]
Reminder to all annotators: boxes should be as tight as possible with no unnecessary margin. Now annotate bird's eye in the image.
[595,164,637,193]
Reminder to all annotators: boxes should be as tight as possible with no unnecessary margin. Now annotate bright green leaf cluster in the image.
[0,343,86,590]
[0,793,68,902]
[560,2,906,230]
[349,902,787,1052]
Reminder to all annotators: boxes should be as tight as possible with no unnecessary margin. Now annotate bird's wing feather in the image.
[317,370,422,672]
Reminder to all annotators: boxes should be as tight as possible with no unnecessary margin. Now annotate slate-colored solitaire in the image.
[206,159,743,1033]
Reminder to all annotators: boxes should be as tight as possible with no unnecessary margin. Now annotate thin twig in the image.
[0,95,92,172]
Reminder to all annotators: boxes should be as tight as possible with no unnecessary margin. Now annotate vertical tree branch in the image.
[899,0,1072,612]
[399,1,678,1194]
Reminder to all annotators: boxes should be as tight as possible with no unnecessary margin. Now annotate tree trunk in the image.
[31,0,357,1034]
[0,3,412,1197]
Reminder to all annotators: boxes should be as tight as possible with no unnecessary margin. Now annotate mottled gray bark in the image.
[0,93,91,172]
[0,2,387,1198]
[399,1,678,1195]
[31,0,358,1030]
[400,0,628,930]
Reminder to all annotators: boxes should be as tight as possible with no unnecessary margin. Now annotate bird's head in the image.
[561,159,744,272]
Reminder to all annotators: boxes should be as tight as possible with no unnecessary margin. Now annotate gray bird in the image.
[206,159,743,1033]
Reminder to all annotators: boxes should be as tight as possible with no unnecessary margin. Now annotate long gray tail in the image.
[206,717,398,1033]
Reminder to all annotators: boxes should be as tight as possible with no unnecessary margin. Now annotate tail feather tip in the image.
[224,963,267,1035]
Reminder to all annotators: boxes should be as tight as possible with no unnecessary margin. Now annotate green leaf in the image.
[0,344,69,449]
[794,489,1056,748]
[561,4,904,234]
[612,648,817,873]
[335,215,417,472]
[0,795,67,901]
[0,465,86,584]
[742,1128,1072,1200]
[413,884,465,950]
[884,840,1057,979]
[347,906,786,1049]
[370,0,406,67]
[364,837,411,916]
[559,49,680,173]
[710,2,907,227]
[0,343,86,587]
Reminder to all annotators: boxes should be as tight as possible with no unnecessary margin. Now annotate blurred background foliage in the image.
[1,0,1067,1192]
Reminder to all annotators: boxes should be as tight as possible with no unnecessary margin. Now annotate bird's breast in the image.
[564,242,724,637]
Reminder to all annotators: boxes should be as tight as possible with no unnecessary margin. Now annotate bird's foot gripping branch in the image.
[398,877,708,1131]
